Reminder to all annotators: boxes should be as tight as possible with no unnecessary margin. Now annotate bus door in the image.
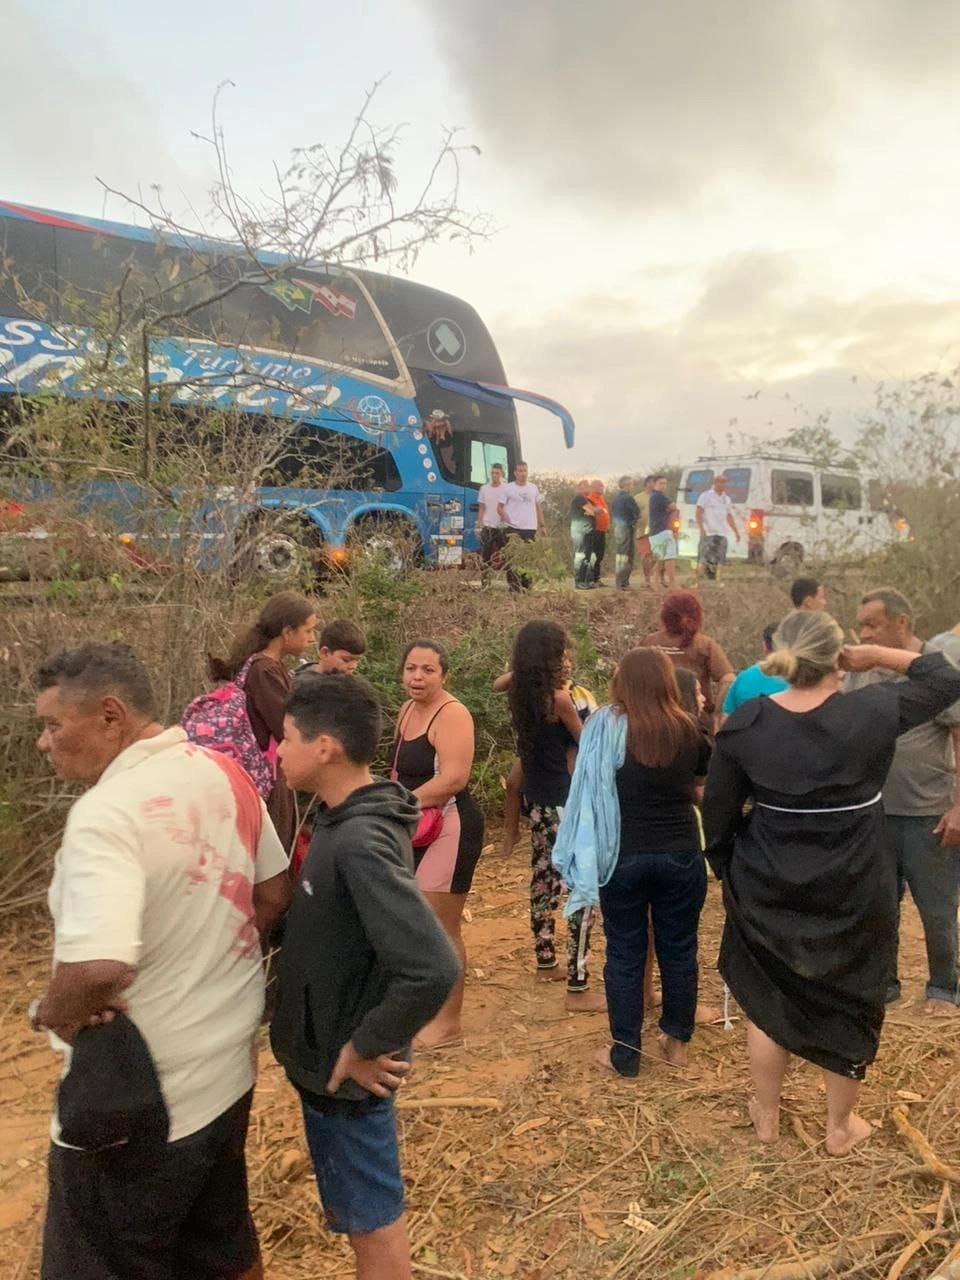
[427,373,576,555]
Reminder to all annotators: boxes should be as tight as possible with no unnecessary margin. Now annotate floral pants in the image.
[528,802,594,990]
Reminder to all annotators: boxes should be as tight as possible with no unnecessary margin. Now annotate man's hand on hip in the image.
[935,805,960,848]
[327,1042,410,1098]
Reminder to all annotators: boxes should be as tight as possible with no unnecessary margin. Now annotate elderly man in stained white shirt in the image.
[32,641,290,1280]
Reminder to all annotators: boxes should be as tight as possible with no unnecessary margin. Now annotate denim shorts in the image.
[649,529,677,561]
[302,1096,405,1236]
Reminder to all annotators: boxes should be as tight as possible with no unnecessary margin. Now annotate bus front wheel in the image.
[231,516,323,585]
[348,517,422,575]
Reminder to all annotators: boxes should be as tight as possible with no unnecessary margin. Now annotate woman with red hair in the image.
[642,591,734,732]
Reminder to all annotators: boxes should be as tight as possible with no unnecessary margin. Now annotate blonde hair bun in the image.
[761,610,843,689]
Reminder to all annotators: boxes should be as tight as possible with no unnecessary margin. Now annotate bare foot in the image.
[748,1098,779,1143]
[595,1045,616,1073]
[923,998,960,1018]
[413,1021,463,1051]
[695,1003,723,1025]
[658,1034,688,1068]
[565,990,606,1013]
[825,1113,872,1156]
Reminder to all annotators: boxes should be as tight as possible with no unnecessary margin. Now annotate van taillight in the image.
[747,509,764,535]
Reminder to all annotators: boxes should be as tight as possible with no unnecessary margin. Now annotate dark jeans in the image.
[42,1090,258,1280]
[504,527,536,592]
[571,517,593,586]
[698,534,727,579]
[613,518,636,589]
[588,530,606,583]
[479,526,506,580]
[599,850,707,1076]
[886,814,960,1004]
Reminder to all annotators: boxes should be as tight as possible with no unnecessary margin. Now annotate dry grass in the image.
[3,570,959,1279]
[3,845,960,1280]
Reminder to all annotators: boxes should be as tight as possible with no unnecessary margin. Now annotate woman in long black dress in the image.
[703,610,960,1155]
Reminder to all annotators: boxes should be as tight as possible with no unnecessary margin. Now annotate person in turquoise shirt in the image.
[722,624,789,718]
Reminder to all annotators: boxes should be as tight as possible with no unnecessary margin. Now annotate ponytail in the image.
[761,610,843,689]
[207,591,315,682]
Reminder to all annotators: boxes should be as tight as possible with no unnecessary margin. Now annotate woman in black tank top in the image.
[392,640,484,1050]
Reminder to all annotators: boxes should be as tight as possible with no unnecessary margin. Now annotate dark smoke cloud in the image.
[421,0,960,208]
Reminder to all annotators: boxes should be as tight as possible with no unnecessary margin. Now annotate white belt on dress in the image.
[755,792,882,815]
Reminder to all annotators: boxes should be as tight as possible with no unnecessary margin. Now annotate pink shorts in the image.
[414,793,484,895]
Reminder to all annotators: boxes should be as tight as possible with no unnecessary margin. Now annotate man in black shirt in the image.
[611,475,641,590]
[647,475,678,588]
[568,478,597,590]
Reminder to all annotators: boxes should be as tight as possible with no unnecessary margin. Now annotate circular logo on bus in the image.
[427,317,466,366]
[352,394,393,436]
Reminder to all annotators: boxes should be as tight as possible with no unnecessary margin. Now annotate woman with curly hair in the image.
[508,621,602,1010]
[642,590,734,732]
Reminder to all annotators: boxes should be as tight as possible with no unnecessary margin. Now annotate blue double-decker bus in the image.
[0,200,575,574]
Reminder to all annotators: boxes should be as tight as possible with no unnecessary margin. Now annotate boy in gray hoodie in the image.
[272,674,460,1279]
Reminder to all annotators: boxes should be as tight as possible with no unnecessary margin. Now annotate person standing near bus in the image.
[586,479,611,586]
[569,479,598,590]
[696,474,740,582]
[498,461,545,593]
[611,475,641,590]
[475,462,508,584]
[637,475,656,587]
[647,476,678,588]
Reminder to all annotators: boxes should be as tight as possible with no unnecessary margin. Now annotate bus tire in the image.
[348,516,422,574]
[772,543,804,576]
[231,514,323,585]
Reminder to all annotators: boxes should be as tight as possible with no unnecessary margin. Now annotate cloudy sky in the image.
[6,0,960,472]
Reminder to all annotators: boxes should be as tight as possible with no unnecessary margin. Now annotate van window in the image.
[821,474,862,511]
[683,468,713,502]
[771,469,814,507]
[721,467,751,503]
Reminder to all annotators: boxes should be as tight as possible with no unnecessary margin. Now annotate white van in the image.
[674,453,907,570]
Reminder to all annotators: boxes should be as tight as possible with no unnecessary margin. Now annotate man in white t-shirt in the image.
[497,460,545,592]
[475,461,507,579]
[33,642,290,1280]
[696,474,740,581]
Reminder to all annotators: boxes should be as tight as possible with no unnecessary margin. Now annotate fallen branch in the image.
[701,1249,848,1280]
[887,1230,942,1280]
[892,1106,960,1183]
[397,1096,502,1112]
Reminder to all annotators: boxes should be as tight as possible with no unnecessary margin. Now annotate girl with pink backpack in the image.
[183,593,317,851]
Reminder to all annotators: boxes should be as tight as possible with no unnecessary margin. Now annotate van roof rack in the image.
[691,452,861,470]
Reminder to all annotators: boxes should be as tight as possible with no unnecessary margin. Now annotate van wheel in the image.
[772,544,804,576]
[231,515,323,584]
[348,516,422,574]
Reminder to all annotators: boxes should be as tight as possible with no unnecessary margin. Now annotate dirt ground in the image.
[2,845,960,1280]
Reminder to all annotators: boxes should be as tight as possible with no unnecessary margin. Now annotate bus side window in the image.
[0,219,57,321]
